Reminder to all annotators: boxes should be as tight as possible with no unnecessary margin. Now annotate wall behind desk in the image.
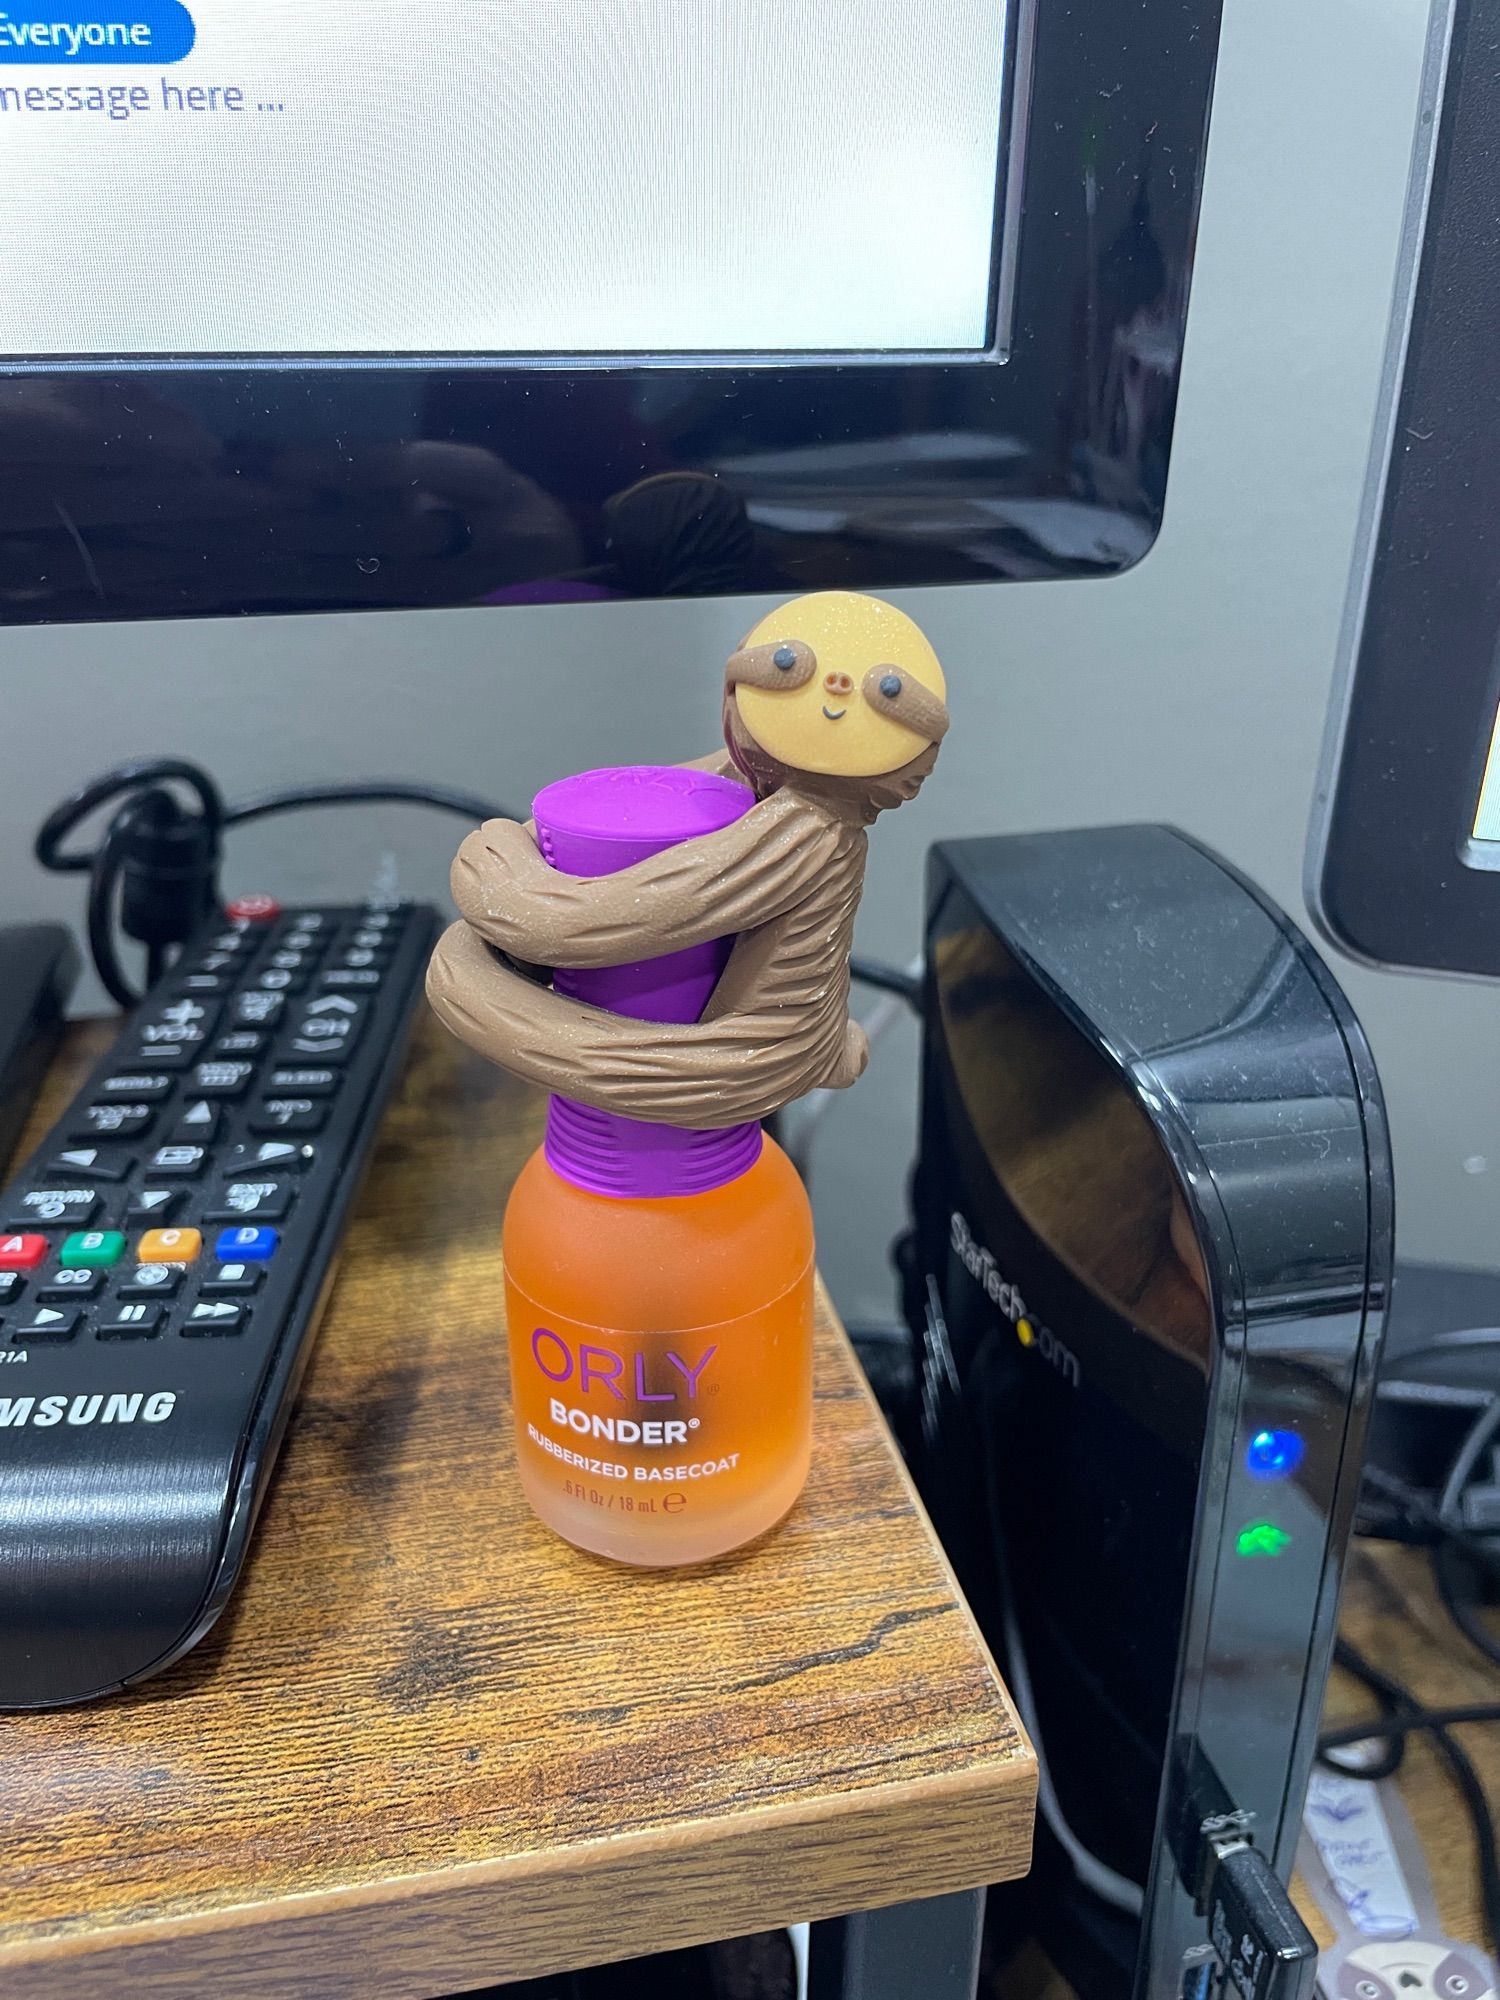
[3,0,1482,1325]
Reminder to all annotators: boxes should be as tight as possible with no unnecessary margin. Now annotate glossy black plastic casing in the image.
[0,0,1222,624]
[911,826,1392,2000]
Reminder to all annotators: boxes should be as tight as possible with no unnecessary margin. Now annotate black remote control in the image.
[0,899,437,1709]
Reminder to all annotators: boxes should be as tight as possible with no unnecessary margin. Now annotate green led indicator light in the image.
[1236,1520,1292,1559]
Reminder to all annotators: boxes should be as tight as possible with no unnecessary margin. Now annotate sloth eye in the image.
[879,674,903,699]
[773,645,798,671]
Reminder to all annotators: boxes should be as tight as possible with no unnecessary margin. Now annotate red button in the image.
[225,894,282,924]
[0,1235,48,1270]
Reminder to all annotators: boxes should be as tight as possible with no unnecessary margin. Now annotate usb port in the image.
[1183,1959,1218,2000]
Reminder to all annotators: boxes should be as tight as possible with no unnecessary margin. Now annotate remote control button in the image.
[166,1100,221,1146]
[213,1224,281,1261]
[283,995,366,1060]
[226,894,281,924]
[0,1272,25,1305]
[46,1145,134,1183]
[266,1067,340,1096]
[225,1140,316,1175]
[122,1041,198,1071]
[207,930,256,956]
[72,1102,155,1140]
[37,1267,104,1300]
[253,967,308,994]
[208,1180,295,1223]
[136,1020,208,1051]
[303,994,367,1021]
[200,1260,265,1294]
[211,1031,266,1059]
[195,951,237,974]
[127,1187,182,1222]
[184,1301,247,1336]
[12,1305,80,1344]
[0,1235,49,1270]
[100,1073,173,1102]
[118,1262,182,1298]
[150,997,220,1036]
[231,991,285,1029]
[8,1190,100,1229]
[175,973,231,997]
[147,1146,206,1178]
[318,967,382,990]
[98,1303,165,1340]
[249,1098,327,1135]
[60,1230,126,1269]
[190,1061,256,1098]
[138,1227,203,1264]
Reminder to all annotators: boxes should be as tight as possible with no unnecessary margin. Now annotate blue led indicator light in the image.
[1246,1428,1304,1480]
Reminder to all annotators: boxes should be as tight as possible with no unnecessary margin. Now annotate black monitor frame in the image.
[0,0,1221,627]
[1312,0,1500,977]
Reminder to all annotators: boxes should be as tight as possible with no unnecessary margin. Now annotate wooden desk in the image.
[1301,1542,1500,1953]
[0,1018,1035,2000]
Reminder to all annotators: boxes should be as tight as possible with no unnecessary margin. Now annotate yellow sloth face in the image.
[730,591,948,778]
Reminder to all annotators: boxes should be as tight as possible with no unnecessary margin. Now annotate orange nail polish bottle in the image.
[502,767,815,1565]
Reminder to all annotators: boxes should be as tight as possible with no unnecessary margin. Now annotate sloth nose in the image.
[823,671,854,696]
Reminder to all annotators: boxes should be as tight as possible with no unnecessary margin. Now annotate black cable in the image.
[1329,1406,1500,1959]
[35,759,225,873]
[1320,1638,1410,1782]
[848,955,921,1005]
[1320,1639,1500,1954]
[37,759,513,1010]
[1319,1702,1500,1751]
[1437,1544,1500,1672]
[1434,1724,1500,1961]
[1361,1463,1500,1575]
[1436,1398,1500,1672]
[224,781,507,830]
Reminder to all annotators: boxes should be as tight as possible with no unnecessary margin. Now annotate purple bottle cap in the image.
[531,766,762,1198]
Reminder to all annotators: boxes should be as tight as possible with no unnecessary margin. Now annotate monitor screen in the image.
[0,0,1010,359]
[1472,693,1500,848]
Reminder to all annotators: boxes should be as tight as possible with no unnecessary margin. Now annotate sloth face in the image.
[728,591,948,779]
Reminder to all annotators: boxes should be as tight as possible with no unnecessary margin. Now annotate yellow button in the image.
[138,1227,202,1264]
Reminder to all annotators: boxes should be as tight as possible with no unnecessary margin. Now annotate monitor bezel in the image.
[0,0,1222,625]
[1312,0,1500,978]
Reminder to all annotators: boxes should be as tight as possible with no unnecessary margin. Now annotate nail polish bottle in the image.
[502,766,815,1565]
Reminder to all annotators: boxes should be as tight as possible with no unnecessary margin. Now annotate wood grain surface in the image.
[0,1017,1035,2000]
[1297,1541,1500,1953]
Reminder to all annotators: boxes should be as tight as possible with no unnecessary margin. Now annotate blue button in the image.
[0,2,196,64]
[214,1225,279,1262]
[1246,1428,1304,1480]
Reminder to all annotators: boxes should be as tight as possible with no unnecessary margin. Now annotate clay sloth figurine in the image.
[426,591,949,1128]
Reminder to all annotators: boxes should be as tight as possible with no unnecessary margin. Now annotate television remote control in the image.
[0,898,438,1708]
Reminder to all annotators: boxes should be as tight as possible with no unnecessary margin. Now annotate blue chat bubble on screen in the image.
[0,1,194,62]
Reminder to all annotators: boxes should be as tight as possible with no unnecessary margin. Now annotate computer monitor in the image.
[1312,0,1500,977]
[0,0,1221,623]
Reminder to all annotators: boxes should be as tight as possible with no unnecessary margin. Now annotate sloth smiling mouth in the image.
[822,706,846,720]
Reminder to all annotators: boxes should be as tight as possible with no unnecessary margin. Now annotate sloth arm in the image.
[449,784,835,970]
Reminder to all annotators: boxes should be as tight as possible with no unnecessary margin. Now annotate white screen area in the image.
[1474,699,1500,843]
[0,0,1010,358]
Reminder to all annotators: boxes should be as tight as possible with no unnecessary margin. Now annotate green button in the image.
[60,1230,126,1269]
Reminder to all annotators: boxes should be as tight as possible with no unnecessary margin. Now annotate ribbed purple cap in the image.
[532,766,762,1198]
